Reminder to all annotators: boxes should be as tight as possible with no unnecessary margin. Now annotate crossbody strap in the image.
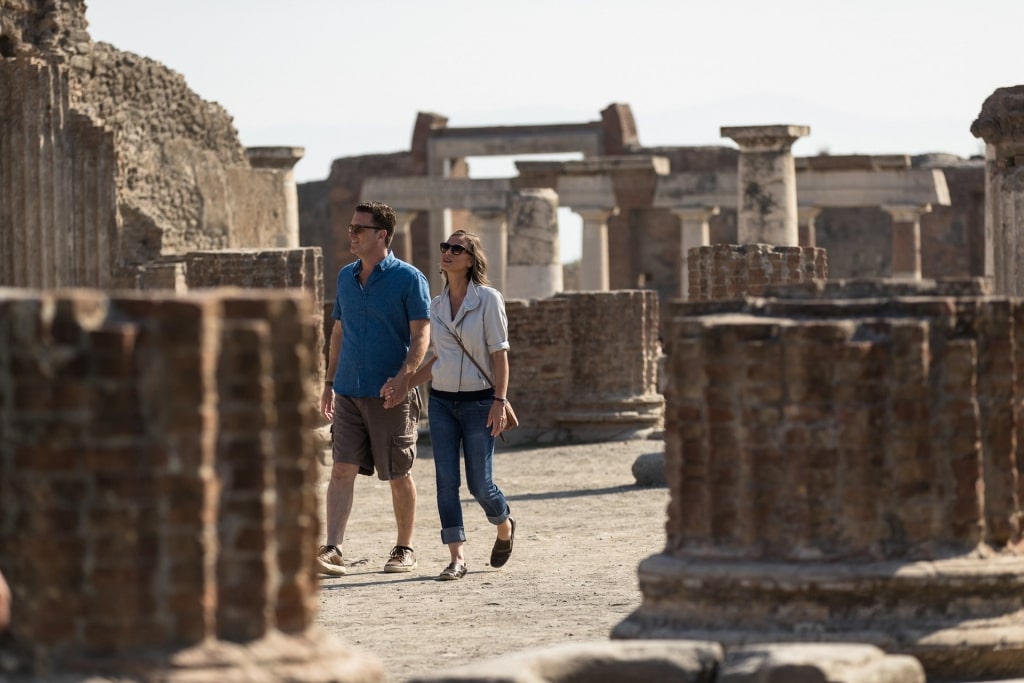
[448,327,495,389]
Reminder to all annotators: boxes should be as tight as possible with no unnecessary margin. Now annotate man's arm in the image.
[381,318,429,408]
[321,320,342,420]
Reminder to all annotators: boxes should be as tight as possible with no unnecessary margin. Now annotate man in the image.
[318,201,431,576]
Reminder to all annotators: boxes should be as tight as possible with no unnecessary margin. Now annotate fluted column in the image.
[721,124,810,246]
[671,206,719,300]
[971,85,1024,295]
[883,203,931,280]
[575,208,617,291]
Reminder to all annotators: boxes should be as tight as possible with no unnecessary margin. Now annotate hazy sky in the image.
[83,1,1022,261]
[84,0,1023,182]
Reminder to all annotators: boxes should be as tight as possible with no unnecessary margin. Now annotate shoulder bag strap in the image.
[449,328,495,389]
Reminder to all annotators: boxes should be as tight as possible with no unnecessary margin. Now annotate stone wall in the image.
[0,288,381,681]
[0,0,299,289]
[688,244,827,300]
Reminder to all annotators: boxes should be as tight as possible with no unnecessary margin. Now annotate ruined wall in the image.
[688,244,827,300]
[0,288,379,680]
[0,0,297,289]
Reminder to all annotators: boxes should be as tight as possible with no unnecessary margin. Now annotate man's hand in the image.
[321,384,335,421]
[0,569,10,632]
[380,374,411,409]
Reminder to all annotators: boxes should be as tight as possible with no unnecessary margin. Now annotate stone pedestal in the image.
[687,244,827,301]
[506,189,562,299]
[615,279,1024,682]
[721,124,810,246]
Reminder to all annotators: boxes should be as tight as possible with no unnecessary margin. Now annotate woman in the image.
[389,230,515,580]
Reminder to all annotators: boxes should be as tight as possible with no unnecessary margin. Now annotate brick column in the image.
[507,189,561,299]
[883,204,931,280]
[670,206,719,300]
[721,124,810,246]
[575,208,617,291]
[472,209,508,294]
[245,146,305,248]
[0,289,383,681]
[971,85,1024,295]
[615,279,1024,682]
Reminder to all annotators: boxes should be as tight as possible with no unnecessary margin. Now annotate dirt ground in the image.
[313,436,669,683]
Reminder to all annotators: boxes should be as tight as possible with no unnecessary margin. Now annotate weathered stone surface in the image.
[631,451,667,486]
[406,640,721,683]
[721,644,924,683]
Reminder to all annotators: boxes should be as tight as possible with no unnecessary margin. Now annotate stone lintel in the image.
[721,124,811,151]
[361,176,512,211]
[796,154,911,172]
[245,146,305,170]
[556,175,617,211]
[428,128,603,160]
[515,155,671,176]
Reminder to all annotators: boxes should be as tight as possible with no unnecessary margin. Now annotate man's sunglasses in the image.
[439,242,467,255]
[348,224,383,235]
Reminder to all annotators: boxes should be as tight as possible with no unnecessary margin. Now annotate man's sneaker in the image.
[317,545,346,576]
[383,545,417,573]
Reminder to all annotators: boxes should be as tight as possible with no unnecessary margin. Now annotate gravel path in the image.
[313,437,669,682]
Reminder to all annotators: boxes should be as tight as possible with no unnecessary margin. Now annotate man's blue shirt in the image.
[332,251,431,397]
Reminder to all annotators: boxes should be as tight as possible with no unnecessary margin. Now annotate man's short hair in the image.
[356,201,397,245]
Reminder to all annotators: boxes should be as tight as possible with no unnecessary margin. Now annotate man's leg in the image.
[325,461,360,546]
[390,473,417,548]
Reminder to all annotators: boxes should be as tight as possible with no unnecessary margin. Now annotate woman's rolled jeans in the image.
[429,393,510,545]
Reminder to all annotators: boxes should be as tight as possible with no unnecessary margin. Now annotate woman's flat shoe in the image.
[490,518,515,568]
[437,562,467,581]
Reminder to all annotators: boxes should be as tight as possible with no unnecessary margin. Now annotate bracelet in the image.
[493,397,507,403]
[325,381,333,387]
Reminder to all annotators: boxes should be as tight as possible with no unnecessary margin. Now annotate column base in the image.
[5,629,385,683]
[555,395,664,443]
[613,552,1024,682]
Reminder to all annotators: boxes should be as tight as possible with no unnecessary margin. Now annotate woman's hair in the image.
[441,229,490,287]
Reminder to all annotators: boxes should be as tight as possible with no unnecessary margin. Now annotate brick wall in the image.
[688,244,827,301]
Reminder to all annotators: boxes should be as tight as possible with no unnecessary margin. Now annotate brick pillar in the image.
[688,244,827,301]
[615,279,1024,682]
[721,124,810,246]
[506,189,561,299]
[0,289,383,681]
[576,208,617,291]
[670,206,719,300]
[971,85,1024,295]
[883,204,932,280]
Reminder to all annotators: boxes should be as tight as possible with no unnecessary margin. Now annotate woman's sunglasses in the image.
[439,242,467,256]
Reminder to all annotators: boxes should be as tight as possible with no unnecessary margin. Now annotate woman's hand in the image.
[487,401,507,437]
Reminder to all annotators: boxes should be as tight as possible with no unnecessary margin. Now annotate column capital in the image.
[881,203,932,222]
[574,206,620,222]
[670,206,720,223]
[720,124,810,152]
[245,146,305,170]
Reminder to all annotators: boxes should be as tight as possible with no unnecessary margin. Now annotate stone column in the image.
[245,146,305,248]
[392,211,418,263]
[971,86,1024,295]
[471,209,508,294]
[506,189,562,299]
[883,204,931,280]
[615,280,1024,682]
[721,124,810,246]
[797,205,822,247]
[671,206,719,300]
[575,208,618,291]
